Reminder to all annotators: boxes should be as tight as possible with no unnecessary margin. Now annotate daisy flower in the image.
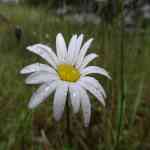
[20,33,111,127]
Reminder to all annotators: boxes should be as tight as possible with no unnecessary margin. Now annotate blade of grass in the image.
[129,74,145,127]
[114,0,126,148]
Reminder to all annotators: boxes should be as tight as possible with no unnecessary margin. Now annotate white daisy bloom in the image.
[20,33,111,127]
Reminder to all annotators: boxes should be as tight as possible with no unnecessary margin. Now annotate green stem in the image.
[114,0,125,149]
[66,95,72,145]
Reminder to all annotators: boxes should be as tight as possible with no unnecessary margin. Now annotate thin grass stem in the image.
[114,0,126,149]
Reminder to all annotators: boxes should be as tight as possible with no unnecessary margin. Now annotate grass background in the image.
[0,4,150,150]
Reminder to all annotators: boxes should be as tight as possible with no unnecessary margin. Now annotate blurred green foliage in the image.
[22,0,49,5]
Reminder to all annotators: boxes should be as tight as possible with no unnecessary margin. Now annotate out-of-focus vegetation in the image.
[0,3,150,150]
[19,0,150,30]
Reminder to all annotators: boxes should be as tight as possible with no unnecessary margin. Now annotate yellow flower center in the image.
[57,64,80,82]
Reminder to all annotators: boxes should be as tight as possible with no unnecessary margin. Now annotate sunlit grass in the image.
[0,4,150,150]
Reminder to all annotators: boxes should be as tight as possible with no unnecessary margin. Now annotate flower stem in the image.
[66,94,72,145]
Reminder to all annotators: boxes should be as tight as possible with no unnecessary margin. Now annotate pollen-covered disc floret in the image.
[57,64,80,82]
[20,33,111,127]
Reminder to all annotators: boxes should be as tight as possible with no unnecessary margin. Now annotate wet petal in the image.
[79,86,91,127]
[25,71,59,85]
[69,83,81,113]
[79,53,98,69]
[80,66,111,79]
[28,80,59,108]
[27,44,59,68]
[53,82,68,121]
[67,34,77,64]
[72,34,84,65]
[20,63,57,74]
[56,33,67,62]
[75,38,93,68]
[78,79,105,106]
[76,34,84,54]
[80,76,106,98]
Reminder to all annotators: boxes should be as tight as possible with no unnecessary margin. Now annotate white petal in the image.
[79,86,91,127]
[27,44,59,68]
[67,34,77,64]
[75,38,93,68]
[53,82,68,121]
[20,63,57,74]
[79,53,98,69]
[78,79,105,106]
[80,66,111,79]
[56,33,67,62]
[76,34,84,53]
[72,34,84,65]
[69,84,81,113]
[25,71,59,85]
[80,76,107,98]
[28,80,59,109]
[35,44,59,64]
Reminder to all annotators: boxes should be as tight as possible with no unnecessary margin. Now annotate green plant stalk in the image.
[114,0,126,148]
[66,94,72,146]
[129,74,145,127]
